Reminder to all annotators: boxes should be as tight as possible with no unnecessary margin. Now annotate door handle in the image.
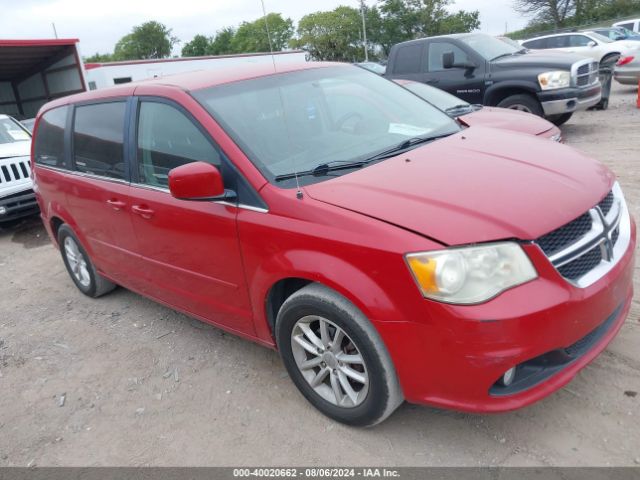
[131,205,155,219]
[106,199,126,211]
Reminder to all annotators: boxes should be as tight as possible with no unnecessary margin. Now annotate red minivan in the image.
[32,63,635,426]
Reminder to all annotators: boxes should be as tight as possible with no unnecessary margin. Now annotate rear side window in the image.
[136,101,221,188]
[522,38,547,49]
[34,106,69,168]
[73,102,126,180]
[392,44,423,74]
[567,35,591,47]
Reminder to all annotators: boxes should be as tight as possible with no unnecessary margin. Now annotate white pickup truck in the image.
[0,114,38,224]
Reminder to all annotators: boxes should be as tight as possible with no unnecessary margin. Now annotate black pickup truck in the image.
[385,33,602,125]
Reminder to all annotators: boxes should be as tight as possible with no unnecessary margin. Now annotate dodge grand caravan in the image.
[32,63,635,426]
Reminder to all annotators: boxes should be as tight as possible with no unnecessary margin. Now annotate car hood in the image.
[0,141,30,159]
[492,50,587,69]
[305,127,613,246]
[458,107,554,136]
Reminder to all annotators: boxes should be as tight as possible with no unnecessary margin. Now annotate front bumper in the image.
[539,84,602,116]
[377,216,636,412]
[0,189,39,223]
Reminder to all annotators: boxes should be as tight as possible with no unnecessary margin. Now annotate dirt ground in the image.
[0,84,639,467]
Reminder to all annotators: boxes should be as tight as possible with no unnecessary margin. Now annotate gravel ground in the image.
[0,83,638,467]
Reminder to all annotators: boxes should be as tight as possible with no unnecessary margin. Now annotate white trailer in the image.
[84,50,309,90]
[0,39,87,119]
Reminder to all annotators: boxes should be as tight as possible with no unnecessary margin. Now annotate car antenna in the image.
[260,0,303,199]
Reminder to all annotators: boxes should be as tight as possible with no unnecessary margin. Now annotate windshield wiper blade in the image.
[445,104,472,114]
[274,133,454,182]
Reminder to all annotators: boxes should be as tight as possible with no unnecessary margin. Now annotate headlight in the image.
[405,242,537,304]
[538,71,571,90]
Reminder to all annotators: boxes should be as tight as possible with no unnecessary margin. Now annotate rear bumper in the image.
[613,66,640,85]
[539,84,602,116]
[377,217,636,412]
[0,188,39,223]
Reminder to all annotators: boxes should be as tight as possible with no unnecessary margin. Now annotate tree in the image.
[113,21,178,60]
[376,0,480,55]
[84,52,114,63]
[231,13,294,53]
[296,6,366,61]
[208,27,236,55]
[182,34,211,57]
[513,0,574,27]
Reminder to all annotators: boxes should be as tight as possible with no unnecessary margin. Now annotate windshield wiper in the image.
[274,134,454,182]
[445,104,473,114]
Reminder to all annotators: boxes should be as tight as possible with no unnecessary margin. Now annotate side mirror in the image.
[587,41,597,47]
[443,51,476,69]
[168,161,233,201]
[442,51,455,69]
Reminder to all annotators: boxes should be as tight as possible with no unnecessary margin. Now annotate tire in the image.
[547,112,573,126]
[497,94,544,117]
[276,283,403,426]
[58,224,116,298]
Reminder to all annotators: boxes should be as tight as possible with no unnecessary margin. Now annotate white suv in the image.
[521,31,640,64]
[0,114,38,224]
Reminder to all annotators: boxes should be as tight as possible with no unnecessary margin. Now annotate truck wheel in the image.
[497,94,543,117]
[547,113,573,126]
[276,283,403,427]
[58,225,116,298]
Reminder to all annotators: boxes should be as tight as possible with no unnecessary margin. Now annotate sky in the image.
[0,0,531,56]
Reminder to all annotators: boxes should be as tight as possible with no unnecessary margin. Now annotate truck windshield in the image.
[0,117,31,144]
[460,33,523,60]
[194,66,460,187]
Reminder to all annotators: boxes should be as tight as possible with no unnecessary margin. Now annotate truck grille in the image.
[535,183,630,287]
[575,61,599,87]
[0,157,31,184]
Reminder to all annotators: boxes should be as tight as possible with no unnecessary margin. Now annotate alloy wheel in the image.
[64,236,91,287]
[290,315,369,408]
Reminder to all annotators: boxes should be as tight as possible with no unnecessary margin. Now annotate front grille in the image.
[575,61,599,87]
[0,158,31,184]
[537,212,592,256]
[557,247,602,281]
[535,184,628,287]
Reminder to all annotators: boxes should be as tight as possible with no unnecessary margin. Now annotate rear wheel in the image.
[58,225,116,298]
[497,94,543,117]
[276,283,403,426]
[547,112,573,126]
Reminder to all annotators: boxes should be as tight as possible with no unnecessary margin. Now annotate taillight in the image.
[617,56,635,66]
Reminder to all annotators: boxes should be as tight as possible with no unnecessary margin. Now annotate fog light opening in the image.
[500,367,516,387]
[0,206,7,215]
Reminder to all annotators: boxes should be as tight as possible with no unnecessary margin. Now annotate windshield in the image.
[459,33,522,60]
[0,117,31,144]
[194,66,460,186]
[590,32,614,43]
[400,81,470,111]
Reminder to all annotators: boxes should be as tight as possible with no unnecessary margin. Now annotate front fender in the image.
[249,249,406,344]
[484,80,540,105]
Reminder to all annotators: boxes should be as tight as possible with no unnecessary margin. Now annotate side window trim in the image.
[130,95,268,211]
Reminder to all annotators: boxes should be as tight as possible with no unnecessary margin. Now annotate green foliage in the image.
[208,27,236,55]
[510,0,640,37]
[297,0,480,60]
[182,34,211,57]
[113,21,178,60]
[84,52,114,63]
[295,6,367,62]
[230,13,294,53]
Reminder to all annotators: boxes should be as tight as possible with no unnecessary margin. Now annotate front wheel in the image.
[497,94,544,117]
[276,283,403,426]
